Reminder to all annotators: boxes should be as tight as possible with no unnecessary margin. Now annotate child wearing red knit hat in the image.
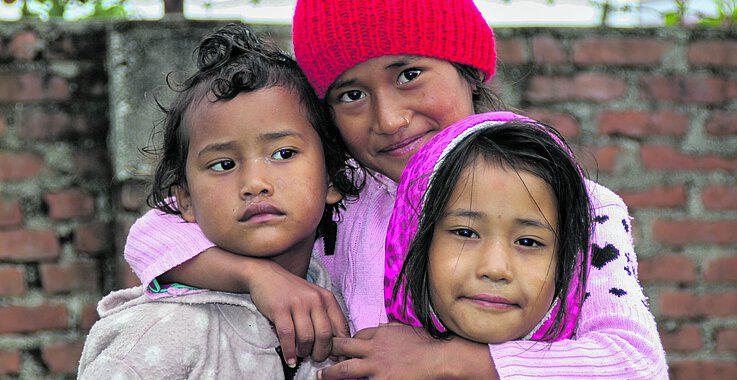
[123,0,668,378]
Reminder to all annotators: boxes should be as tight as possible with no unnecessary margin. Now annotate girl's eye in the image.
[516,238,543,248]
[271,149,296,160]
[337,90,366,103]
[451,228,479,239]
[209,160,236,172]
[397,68,421,85]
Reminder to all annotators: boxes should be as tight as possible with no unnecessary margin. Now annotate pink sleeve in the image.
[124,208,215,299]
[488,182,668,379]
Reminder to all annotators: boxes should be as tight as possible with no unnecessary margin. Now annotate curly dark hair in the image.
[146,23,361,244]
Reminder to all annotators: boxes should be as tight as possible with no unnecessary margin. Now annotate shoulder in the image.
[586,179,628,213]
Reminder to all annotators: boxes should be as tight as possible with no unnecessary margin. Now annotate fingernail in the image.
[317,369,323,380]
[287,358,297,368]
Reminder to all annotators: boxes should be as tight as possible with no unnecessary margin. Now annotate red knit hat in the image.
[292,0,496,99]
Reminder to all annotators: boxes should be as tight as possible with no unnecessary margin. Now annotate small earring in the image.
[402,115,410,126]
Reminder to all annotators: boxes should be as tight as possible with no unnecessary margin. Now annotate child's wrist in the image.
[237,256,274,293]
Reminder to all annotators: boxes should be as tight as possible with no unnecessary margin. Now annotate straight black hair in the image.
[396,120,593,342]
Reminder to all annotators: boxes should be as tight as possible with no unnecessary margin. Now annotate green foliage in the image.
[590,0,737,27]
[9,0,128,20]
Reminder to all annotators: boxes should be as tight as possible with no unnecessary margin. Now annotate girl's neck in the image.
[269,246,313,279]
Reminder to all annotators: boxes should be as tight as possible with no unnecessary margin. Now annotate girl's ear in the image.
[325,183,343,206]
[174,185,196,222]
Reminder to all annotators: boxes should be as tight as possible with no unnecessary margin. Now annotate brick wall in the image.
[0,21,735,379]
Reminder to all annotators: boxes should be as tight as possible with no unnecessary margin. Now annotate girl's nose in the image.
[476,242,513,283]
[373,90,410,135]
[240,162,274,199]
[375,112,410,135]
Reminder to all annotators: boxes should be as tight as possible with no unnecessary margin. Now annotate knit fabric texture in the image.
[123,172,668,378]
[292,0,497,98]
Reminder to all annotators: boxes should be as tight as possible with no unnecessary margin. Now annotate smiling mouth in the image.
[463,295,519,310]
[379,132,431,157]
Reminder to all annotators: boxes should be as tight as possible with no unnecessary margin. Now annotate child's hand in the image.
[247,259,349,367]
[318,324,497,379]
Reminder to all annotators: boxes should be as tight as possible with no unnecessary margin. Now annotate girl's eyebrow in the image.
[197,141,237,158]
[259,130,304,142]
[330,55,420,91]
[442,209,555,232]
[196,131,304,158]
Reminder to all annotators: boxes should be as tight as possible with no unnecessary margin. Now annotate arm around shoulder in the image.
[124,207,217,290]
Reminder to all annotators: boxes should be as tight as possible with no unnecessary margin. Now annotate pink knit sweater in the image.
[125,175,667,379]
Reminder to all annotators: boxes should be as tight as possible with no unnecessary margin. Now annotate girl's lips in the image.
[239,202,284,223]
[464,294,518,310]
[379,131,432,157]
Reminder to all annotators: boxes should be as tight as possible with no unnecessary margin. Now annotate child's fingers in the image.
[293,308,315,359]
[272,314,298,368]
[317,357,372,380]
[330,334,372,358]
[325,294,350,338]
[309,307,333,362]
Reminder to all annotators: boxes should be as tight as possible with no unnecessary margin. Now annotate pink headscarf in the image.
[383,111,587,342]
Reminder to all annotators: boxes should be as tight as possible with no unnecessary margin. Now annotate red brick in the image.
[703,293,737,317]
[0,73,69,103]
[79,303,99,330]
[640,74,737,104]
[496,37,526,64]
[618,185,687,209]
[16,108,74,140]
[705,256,737,283]
[669,360,737,380]
[0,229,60,261]
[703,184,737,210]
[47,76,71,100]
[659,290,703,318]
[44,189,95,220]
[0,151,45,181]
[527,73,627,102]
[638,254,696,283]
[640,74,681,102]
[40,261,99,294]
[0,267,26,296]
[578,145,620,174]
[0,350,20,376]
[0,304,69,334]
[641,145,737,171]
[573,37,671,65]
[688,40,737,67]
[74,222,112,255]
[716,328,737,352]
[0,72,45,102]
[0,198,23,227]
[653,219,737,246]
[659,324,703,352]
[684,74,737,104]
[703,292,737,317]
[597,110,688,138]
[524,108,580,138]
[706,111,737,136]
[41,341,84,374]
[532,36,566,64]
[9,30,40,61]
